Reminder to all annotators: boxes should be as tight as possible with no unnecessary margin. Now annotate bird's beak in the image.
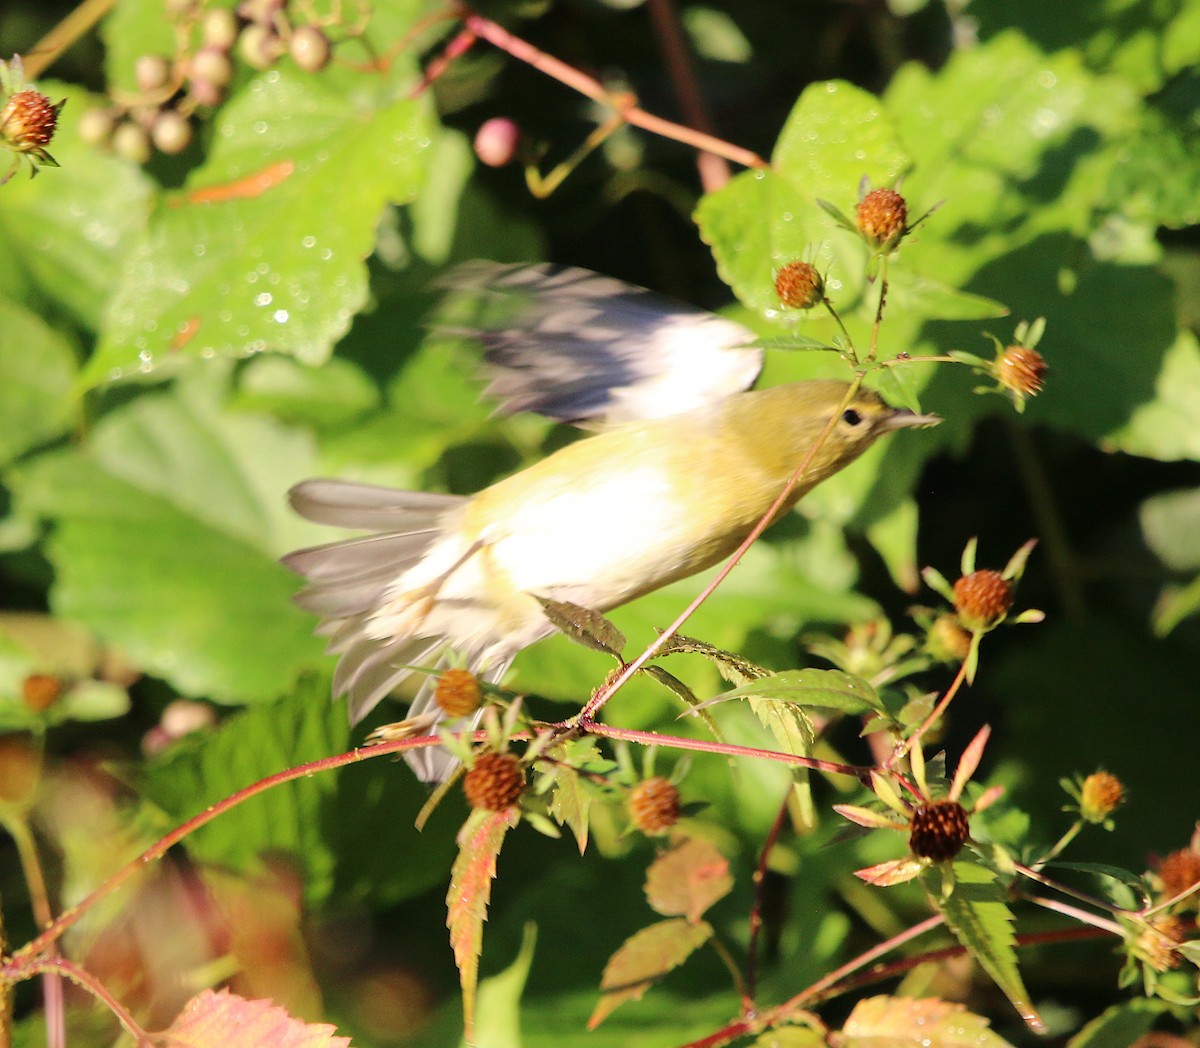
[879,408,942,432]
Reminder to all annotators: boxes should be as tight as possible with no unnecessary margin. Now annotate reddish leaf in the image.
[644,836,733,921]
[446,807,520,1038]
[165,988,351,1047]
[840,994,1016,1046]
[588,917,713,1028]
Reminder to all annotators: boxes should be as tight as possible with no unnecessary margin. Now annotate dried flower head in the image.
[909,799,971,862]
[953,570,1014,631]
[1079,771,1124,823]
[997,345,1047,399]
[856,188,908,252]
[463,751,525,811]
[774,260,824,309]
[628,777,681,835]
[435,668,483,718]
[1157,848,1200,902]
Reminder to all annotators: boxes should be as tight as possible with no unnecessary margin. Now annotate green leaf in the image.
[139,679,450,907]
[927,861,1042,1032]
[653,633,770,686]
[232,355,379,428]
[588,918,713,1029]
[8,370,324,702]
[642,665,725,744]
[544,738,602,854]
[0,298,79,467]
[468,923,538,1048]
[0,82,153,330]
[697,81,910,320]
[85,71,436,386]
[1066,998,1165,1048]
[710,669,884,715]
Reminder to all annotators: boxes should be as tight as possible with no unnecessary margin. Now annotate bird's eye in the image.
[840,409,863,427]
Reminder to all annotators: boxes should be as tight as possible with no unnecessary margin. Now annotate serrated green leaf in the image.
[711,669,884,715]
[86,71,436,386]
[653,633,770,685]
[8,369,324,702]
[927,862,1042,1032]
[642,665,725,744]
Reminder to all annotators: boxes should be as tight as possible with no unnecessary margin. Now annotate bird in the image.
[283,262,939,781]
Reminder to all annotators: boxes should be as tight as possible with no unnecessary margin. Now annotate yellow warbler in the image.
[285,264,938,780]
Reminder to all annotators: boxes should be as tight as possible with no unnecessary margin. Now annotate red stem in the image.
[744,792,792,1015]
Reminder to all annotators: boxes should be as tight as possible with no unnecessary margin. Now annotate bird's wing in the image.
[433,261,763,428]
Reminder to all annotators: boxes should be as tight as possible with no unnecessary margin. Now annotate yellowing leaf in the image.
[588,917,713,1029]
[644,836,733,921]
[446,808,520,1039]
[165,988,352,1048]
[840,994,1016,1047]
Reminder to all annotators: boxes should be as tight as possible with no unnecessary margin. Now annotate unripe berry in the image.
[202,7,240,51]
[927,613,971,663]
[474,117,521,168]
[112,121,151,164]
[997,345,1046,398]
[152,110,193,154]
[463,752,525,811]
[908,799,970,862]
[135,54,173,93]
[79,107,116,146]
[435,669,482,718]
[856,188,908,252]
[239,23,284,69]
[628,777,681,835]
[1079,770,1124,823]
[774,260,824,309]
[191,46,234,89]
[290,25,332,73]
[953,570,1014,631]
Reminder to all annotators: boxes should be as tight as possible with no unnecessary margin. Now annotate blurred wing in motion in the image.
[435,261,763,429]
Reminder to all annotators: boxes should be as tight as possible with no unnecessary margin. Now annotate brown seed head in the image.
[435,668,482,718]
[928,614,972,663]
[856,188,908,251]
[997,345,1047,398]
[774,261,824,309]
[1,90,61,150]
[628,776,681,835]
[953,570,1014,631]
[909,799,970,862]
[1158,848,1200,902]
[1079,770,1124,823]
[463,752,525,811]
[22,673,63,713]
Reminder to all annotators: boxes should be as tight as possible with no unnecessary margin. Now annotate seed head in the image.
[1079,770,1124,823]
[908,799,970,862]
[463,751,525,811]
[997,345,1046,399]
[628,777,681,835]
[1,90,62,151]
[774,261,824,309]
[856,188,908,252]
[1158,848,1200,902]
[953,570,1014,631]
[435,668,482,718]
